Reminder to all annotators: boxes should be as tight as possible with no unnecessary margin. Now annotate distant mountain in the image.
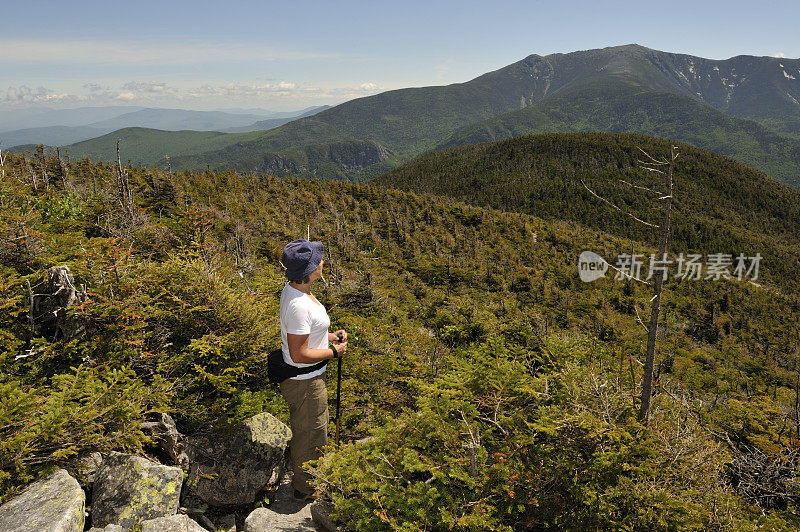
[0,106,145,131]
[435,78,800,188]
[12,45,800,187]
[2,107,283,147]
[0,125,108,149]
[87,108,269,132]
[219,105,331,133]
[46,128,251,167]
[156,45,800,186]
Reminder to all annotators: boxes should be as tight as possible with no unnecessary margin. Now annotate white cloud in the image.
[121,81,173,94]
[82,83,105,92]
[1,80,387,109]
[0,39,344,66]
[773,52,787,58]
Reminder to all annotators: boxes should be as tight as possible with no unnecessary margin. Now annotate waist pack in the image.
[267,348,327,384]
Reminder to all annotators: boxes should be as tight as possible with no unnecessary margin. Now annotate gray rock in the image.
[87,525,124,532]
[0,469,85,532]
[243,508,280,532]
[217,513,237,532]
[66,451,104,488]
[91,452,183,530]
[140,514,205,532]
[310,498,338,531]
[185,412,291,506]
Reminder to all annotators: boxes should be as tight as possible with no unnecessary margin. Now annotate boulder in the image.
[0,469,85,532]
[184,412,291,506]
[140,514,205,532]
[310,498,339,531]
[217,513,237,532]
[87,525,124,532]
[91,452,183,530]
[243,508,282,532]
[66,451,104,488]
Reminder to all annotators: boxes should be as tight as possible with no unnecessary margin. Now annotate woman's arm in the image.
[287,332,335,364]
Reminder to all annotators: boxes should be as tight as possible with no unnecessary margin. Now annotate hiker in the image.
[279,238,347,501]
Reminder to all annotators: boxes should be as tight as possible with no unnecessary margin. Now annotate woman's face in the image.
[310,259,324,281]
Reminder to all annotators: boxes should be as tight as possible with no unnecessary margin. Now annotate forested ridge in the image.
[1,136,800,529]
[379,132,800,293]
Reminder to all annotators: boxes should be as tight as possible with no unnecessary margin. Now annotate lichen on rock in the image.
[140,513,205,532]
[184,412,291,506]
[91,452,183,530]
[0,469,85,532]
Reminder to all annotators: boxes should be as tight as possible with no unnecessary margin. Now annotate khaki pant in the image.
[279,373,328,495]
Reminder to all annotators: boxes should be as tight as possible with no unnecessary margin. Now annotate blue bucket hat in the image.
[281,239,324,281]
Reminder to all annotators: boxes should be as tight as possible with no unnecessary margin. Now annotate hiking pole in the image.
[335,331,343,447]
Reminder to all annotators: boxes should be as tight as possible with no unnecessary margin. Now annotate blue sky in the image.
[1,0,798,111]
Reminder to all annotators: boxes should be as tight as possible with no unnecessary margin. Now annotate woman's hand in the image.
[331,329,348,343]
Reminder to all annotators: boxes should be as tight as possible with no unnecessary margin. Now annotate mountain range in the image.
[1,106,328,147]
[7,45,800,188]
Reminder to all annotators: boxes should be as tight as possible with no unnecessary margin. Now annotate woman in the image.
[279,238,348,501]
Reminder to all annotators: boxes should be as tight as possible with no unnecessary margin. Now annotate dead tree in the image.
[55,146,71,188]
[36,144,49,189]
[581,144,678,423]
[0,141,6,178]
[116,139,135,222]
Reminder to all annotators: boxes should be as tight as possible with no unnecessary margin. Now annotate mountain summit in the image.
[48,45,800,187]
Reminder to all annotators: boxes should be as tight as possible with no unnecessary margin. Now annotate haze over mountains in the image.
[0,106,328,147]
[6,45,800,188]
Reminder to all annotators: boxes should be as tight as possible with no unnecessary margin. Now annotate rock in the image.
[140,514,205,532]
[0,469,85,532]
[87,525,124,532]
[29,265,88,341]
[217,513,237,532]
[184,412,291,506]
[310,498,338,531]
[91,452,183,530]
[243,508,281,532]
[142,412,189,469]
[66,451,104,488]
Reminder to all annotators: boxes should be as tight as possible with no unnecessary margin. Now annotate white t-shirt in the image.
[280,282,330,380]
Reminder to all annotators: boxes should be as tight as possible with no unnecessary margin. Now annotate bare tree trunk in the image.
[0,142,6,178]
[116,139,135,221]
[25,157,39,190]
[36,144,49,190]
[639,146,675,422]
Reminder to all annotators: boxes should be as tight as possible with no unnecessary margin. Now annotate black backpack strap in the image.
[268,348,328,384]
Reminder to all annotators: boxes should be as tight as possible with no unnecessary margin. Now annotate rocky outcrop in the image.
[184,412,291,506]
[28,265,87,341]
[91,452,183,530]
[140,514,205,532]
[0,469,85,532]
